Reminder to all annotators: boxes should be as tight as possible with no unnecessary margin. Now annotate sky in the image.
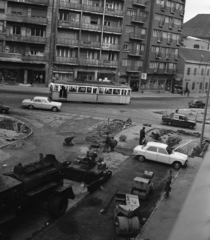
[184,1,210,23]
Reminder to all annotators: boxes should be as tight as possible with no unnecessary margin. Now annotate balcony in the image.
[105,8,123,17]
[103,25,122,33]
[165,54,171,60]
[129,50,144,57]
[168,23,174,30]
[159,20,165,28]
[133,0,149,7]
[57,38,79,46]
[82,4,103,14]
[174,54,179,61]
[58,20,80,29]
[22,54,46,62]
[79,58,100,65]
[126,66,140,72]
[55,57,78,64]
[157,37,162,43]
[155,52,161,59]
[131,15,147,24]
[5,34,47,44]
[8,0,49,5]
[0,52,22,61]
[59,1,81,10]
[6,14,48,25]
[82,23,102,31]
[102,43,120,50]
[129,32,145,41]
[80,40,100,49]
[103,60,118,67]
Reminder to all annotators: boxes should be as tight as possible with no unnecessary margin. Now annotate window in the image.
[105,88,112,94]
[99,88,105,94]
[158,148,168,154]
[69,86,77,92]
[113,89,121,95]
[194,44,200,49]
[199,83,202,90]
[201,69,204,76]
[187,68,190,75]
[11,11,22,15]
[104,21,111,26]
[207,69,210,76]
[146,146,157,152]
[87,87,92,93]
[78,87,86,93]
[122,59,127,66]
[205,83,208,90]
[13,26,21,35]
[192,82,195,90]
[194,68,197,75]
[127,9,136,16]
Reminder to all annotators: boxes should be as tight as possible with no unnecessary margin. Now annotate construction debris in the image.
[166,136,182,147]
[143,123,152,127]
[119,135,127,142]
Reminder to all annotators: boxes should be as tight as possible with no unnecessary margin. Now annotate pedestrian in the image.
[110,137,118,151]
[164,170,173,198]
[103,132,112,152]
[139,127,146,145]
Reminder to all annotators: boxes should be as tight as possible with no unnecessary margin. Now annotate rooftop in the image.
[183,14,210,38]
[179,47,210,63]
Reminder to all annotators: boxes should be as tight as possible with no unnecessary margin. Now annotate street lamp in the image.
[187,36,210,148]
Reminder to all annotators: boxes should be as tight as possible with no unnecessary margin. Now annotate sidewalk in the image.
[0,84,207,99]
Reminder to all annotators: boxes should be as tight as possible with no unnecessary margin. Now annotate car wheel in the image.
[1,109,6,114]
[138,155,145,162]
[52,107,58,112]
[168,121,172,126]
[28,105,34,110]
[172,161,182,170]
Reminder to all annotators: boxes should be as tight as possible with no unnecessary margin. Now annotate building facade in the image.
[0,0,185,91]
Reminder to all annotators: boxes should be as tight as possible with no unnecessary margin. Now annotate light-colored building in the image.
[178,48,210,93]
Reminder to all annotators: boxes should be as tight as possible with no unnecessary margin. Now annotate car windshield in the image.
[47,98,51,102]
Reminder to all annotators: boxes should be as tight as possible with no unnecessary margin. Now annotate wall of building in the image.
[183,38,210,50]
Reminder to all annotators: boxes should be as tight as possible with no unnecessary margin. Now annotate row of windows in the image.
[151,46,179,55]
[156,0,184,12]
[191,82,208,90]
[53,85,130,96]
[153,30,181,41]
[187,68,210,76]
[155,14,182,26]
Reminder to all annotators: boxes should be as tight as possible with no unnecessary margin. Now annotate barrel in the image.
[115,216,140,235]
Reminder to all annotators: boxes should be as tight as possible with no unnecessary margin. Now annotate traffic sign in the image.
[141,73,147,80]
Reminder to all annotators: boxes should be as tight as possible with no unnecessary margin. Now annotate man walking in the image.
[139,127,146,145]
[164,170,173,198]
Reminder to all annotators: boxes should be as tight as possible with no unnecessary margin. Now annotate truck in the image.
[162,113,196,129]
[0,154,75,228]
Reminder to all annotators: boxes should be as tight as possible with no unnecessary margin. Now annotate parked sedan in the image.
[189,100,205,108]
[22,96,62,112]
[133,142,188,170]
[0,101,10,114]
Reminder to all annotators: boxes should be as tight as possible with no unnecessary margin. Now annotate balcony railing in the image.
[82,23,102,31]
[103,25,122,33]
[131,15,147,23]
[105,8,123,17]
[6,14,48,25]
[79,58,100,65]
[155,52,161,59]
[103,60,118,67]
[22,54,46,62]
[174,54,179,60]
[133,0,149,7]
[129,50,144,56]
[0,52,22,60]
[55,57,78,64]
[165,54,171,59]
[58,20,80,28]
[126,66,140,72]
[5,34,47,44]
[80,40,101,48]
[8,0,49,5]
[82,4,103,13]
[59,1,81,10]
[102,43,120,50]
[57,38,79,46]
[157,37,163,43]
[129,32,145,40]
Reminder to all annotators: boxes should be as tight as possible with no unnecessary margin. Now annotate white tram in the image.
[49,82,131,104]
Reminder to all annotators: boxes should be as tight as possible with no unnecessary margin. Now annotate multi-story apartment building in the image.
[0,0,53,85]
[0,0,185,92]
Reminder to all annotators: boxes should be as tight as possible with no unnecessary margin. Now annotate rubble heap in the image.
[166,136,182,147]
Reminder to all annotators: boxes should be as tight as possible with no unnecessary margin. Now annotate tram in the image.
[49,81,131,104]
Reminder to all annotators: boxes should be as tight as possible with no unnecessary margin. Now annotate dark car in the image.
[0,101,10,113]
[189,100,205,108]
[162,113,196,129]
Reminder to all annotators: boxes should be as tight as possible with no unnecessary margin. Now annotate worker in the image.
[164,170,173,198]
[139,127,146,145]
[151,132,161,140]
[64,136,74,146]
[110,137,118,151]
[103,132,112,152]
[166,145,173,154]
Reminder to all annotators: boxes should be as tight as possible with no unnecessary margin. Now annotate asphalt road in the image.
[0,92,204,240]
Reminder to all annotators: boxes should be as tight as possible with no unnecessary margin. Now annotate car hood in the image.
[171,151,188,160]
[22,99,31,102]
[133,145,144,151]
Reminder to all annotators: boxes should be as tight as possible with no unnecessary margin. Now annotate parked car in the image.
[22,96,62,112]
[0,101,10,114]
[162,113,196,129]
[133,142,188,170]
[189,100,205,108]
[173,85,183,94]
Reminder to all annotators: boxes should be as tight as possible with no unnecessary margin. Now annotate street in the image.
[0,92,208,240]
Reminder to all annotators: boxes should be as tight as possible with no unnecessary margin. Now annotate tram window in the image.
[99,88,105,94]
[93,88,97,94]
[128,90,131,95]
[105,88,112,94]
[69,86,77,92]
[87,87,92,93]
[122,90,127,95]
[55,85,59,91]
[113,89,121,95]
[78,87,86,93]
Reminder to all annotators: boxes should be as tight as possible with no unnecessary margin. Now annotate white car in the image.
[22,96,62,112]
[133,142,188,170]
